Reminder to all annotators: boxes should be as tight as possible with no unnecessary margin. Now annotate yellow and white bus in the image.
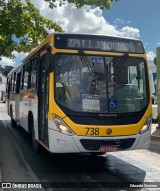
[6,33,152,154]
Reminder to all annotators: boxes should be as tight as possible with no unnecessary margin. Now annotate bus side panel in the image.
[9,91,16,119]
[19,91,28,131]
[19,90,38,139]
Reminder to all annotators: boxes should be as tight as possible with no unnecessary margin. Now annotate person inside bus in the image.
[55,65,71,103]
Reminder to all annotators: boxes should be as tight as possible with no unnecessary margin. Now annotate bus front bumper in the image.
[48,127,151,153]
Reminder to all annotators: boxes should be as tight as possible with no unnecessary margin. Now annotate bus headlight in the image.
[52,114,74,136]
[140,116,152,134]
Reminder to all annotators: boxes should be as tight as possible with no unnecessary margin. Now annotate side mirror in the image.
[45,53,54,73]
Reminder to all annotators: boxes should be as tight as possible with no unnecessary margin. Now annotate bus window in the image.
[16,72,21,93]
[0,74,2,83]
[30,57,38,89]
[13,72,16,91]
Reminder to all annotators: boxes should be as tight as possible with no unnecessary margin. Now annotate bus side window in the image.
[13,72,16,91]
[20,66,25,90]
[20,64,28,90]
[7,79,11,98]
[25,61,31,89]
[16,72,21,93]
[0,75,2,83]
[30,57,38,89]
[24,64,29,90]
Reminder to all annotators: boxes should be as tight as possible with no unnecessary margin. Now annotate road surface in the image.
[0,102,160,191]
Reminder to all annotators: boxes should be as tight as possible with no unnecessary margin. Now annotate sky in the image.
[1,0,160,67]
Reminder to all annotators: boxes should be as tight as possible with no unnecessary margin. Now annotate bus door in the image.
[15,72,21,123]
[38,56,49,147]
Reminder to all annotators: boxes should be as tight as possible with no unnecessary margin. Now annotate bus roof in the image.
[7,33,144,77]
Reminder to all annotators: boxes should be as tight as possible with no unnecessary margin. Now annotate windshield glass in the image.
[55,54,149,114]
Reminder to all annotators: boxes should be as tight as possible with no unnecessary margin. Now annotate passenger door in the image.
[38,56,49,146]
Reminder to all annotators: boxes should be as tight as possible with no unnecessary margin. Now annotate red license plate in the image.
[99,145,118,152]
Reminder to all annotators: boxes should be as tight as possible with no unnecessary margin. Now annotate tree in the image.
[45,0,118,9]
[0,0,118,58]
[0,65,14,76]
[154,57,157,65]
[0,0,63,58]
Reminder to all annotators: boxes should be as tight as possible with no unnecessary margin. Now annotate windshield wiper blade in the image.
[78,50,95,79]
[114,53,128,74]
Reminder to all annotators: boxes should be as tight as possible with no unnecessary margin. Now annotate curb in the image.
[151,135,160,141]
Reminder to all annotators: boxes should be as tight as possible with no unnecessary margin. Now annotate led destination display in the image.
[68,38,130,52]
[54,34,144,53]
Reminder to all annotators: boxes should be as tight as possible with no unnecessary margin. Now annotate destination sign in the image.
[67,38,130,52]
[54,34,144,53]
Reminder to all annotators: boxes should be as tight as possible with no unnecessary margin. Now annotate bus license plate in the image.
[99,145,118,152]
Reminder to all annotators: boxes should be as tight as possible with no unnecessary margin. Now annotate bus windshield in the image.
[55,54,149,114]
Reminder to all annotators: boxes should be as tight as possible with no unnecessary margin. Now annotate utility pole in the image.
[157,47,160,129]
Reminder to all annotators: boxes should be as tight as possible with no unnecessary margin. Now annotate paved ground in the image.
[0,116,159,190]
[151,122,160,141]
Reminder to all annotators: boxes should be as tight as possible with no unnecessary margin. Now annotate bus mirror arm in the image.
[45,53,54,73]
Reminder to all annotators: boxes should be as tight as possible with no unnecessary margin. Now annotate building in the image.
[148,61,157,96]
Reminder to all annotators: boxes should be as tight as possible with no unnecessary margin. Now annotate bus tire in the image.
[10,108,16,128]
[30,121,40,152]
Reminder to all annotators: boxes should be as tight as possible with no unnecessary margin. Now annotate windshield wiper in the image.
[79,50,98,92]
[78,50,95,79]
[114,53,128,75]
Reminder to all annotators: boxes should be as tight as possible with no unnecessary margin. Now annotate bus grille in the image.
[80,138,136,151]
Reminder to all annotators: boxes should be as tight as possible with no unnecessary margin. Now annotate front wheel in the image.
[10,109,16,128]
[31,123,40,152]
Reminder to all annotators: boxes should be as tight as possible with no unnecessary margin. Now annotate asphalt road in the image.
[0,102,160,191]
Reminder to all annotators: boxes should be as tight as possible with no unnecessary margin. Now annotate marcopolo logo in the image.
[106,128,112,135]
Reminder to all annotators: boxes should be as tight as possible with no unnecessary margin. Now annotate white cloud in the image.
[34,1,140,39]
[12,51,29,62]
[156,42,160,47]
[12,51,29,67]
[113,18,125,25]
[0,57,15,67]
[146,51,156,61]
[0,51,29,67]
[2,1,141,66]
[114,18,131,25]
[119,26,140,39]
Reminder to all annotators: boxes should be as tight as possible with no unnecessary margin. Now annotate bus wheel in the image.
[31,125,40,152]
[10,109,16,128]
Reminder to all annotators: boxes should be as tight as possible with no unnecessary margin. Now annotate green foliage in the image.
[0,0,118,58]
[154,57,157,65]
[0,0,63,58]
[45,0,118,9]
[0,65,14,76]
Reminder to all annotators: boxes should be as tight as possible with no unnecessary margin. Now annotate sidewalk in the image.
[151,123,160,141]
